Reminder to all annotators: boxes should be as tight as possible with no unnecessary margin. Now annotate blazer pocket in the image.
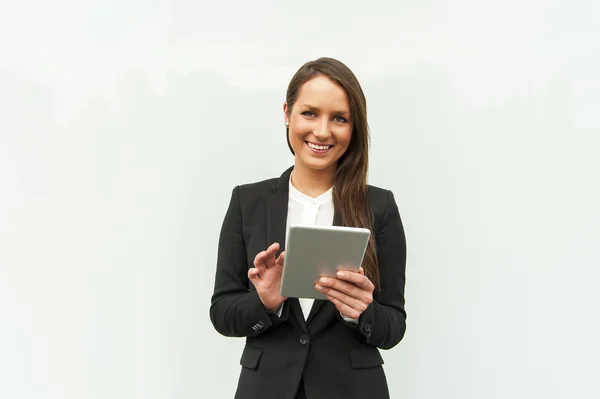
[239,345,264,370]
[347,346,385,369]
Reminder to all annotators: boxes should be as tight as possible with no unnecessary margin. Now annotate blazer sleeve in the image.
[209,186,290,337]
[355,190,407,349]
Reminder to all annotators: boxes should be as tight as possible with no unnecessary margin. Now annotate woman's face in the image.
[284,75,353,175]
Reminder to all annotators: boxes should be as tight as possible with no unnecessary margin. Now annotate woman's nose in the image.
[313,118,331,140]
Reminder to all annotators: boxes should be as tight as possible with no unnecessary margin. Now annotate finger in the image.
[318,276,363,299]
[266,242,280,254]
[335,270,374,292]
[248,268,261,281]
[263,242,280,268]
[322,287,368,313]
[253,243,279,266]
[276,251,286,267]
[328,296,362,319]
[253,251,267,267]
[358,267,365,275]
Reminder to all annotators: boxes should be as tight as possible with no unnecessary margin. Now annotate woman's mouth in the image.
[306,141,333,154]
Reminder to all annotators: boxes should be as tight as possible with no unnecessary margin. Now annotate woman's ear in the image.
[283,102,289,125]
[284,102,295,155]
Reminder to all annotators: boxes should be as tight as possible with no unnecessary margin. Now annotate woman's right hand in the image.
[248,242,287,312]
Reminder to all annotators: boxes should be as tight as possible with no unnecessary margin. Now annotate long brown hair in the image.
[285,57,380,288]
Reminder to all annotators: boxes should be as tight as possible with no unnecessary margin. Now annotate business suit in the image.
[210,166,407,399]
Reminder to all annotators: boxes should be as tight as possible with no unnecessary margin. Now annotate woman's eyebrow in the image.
[301,104,349,116]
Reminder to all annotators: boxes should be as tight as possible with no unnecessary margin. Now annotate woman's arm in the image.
[209,186,289,337]
[314,189,407,349]
[357,189,407,349]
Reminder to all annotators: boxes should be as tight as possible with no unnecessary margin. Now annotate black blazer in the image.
[210,166,407,399]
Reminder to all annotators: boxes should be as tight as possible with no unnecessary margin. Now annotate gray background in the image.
[1,1,599,398]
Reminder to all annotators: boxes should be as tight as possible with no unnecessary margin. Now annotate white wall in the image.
[1,1,599,398]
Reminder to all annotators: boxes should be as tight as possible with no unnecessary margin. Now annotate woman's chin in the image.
[296,158,337,172]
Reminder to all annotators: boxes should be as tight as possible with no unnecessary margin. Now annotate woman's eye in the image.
[334,116,348,123]
[301,111,316,117]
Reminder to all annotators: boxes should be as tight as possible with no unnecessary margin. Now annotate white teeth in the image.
[307,142,331,151]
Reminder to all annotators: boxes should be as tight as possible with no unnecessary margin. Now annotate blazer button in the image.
[299,335,309,346]
[364,324,371,332]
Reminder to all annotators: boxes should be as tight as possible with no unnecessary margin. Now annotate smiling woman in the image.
[210,57,407,399]
[284,75,353,170]
[283,58,379,292]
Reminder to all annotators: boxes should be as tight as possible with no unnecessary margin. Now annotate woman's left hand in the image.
[315,267,375,319]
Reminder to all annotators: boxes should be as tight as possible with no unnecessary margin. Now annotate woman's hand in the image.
[315,267,374,319]
[248,242,287,312]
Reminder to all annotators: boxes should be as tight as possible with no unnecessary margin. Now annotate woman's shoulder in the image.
[366,184,400,219]
[366,183,392,203]
[232,167,293,201]
[238,176,279,192]
[366,183,390,196]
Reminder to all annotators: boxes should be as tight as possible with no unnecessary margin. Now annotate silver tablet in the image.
[280,224,371,300]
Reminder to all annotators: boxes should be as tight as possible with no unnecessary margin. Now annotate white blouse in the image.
[286,176,335,320]
[277,175,357,324]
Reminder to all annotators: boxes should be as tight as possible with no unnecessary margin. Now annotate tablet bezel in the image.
[280,224,371,300]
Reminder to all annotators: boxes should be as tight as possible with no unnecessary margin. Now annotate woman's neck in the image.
[290,164,335,199]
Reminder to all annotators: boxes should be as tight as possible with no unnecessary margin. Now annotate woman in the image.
[210,57,407,399]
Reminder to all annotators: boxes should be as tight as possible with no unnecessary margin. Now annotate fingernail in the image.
[319,277,329,284]
[337,271,345,277]
[315,284,322,290]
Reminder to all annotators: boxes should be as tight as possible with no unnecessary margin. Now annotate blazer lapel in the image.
[305,208,343,324]
[266,166,308,333]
